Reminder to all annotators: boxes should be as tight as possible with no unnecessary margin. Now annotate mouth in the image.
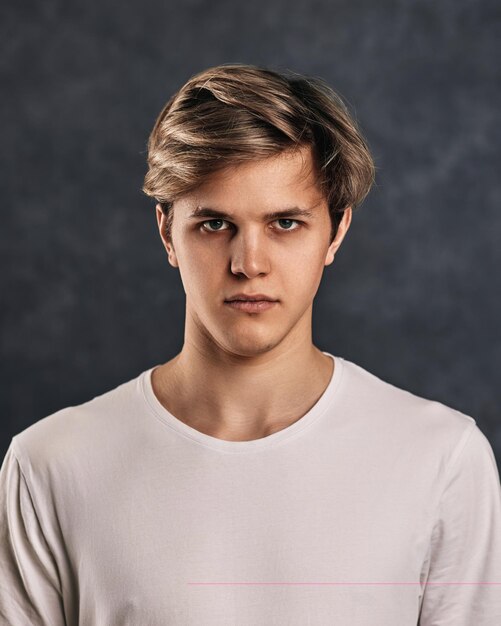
[224,299,279,313]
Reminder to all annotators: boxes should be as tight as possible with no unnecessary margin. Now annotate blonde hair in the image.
[142,63,376,243]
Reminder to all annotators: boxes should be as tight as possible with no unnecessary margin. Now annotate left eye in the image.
[275,218,300,231]
[200,219,301,232]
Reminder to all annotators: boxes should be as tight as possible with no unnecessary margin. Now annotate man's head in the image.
[142,64,375,357]
[143,63,375,246]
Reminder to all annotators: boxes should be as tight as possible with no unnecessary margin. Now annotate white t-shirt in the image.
[1,352,500,625]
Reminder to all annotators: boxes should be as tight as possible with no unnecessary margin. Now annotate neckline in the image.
[140,351,345,453]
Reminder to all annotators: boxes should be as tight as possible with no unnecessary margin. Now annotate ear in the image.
[324,207,352,266]
[156,203,179,268]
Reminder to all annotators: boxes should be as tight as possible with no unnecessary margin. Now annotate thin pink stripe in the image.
[187,581,501,585]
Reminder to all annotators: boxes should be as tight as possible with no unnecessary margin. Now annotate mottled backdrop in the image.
[1,0,500,466]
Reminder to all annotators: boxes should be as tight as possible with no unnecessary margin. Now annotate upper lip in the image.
[225,293,278,302]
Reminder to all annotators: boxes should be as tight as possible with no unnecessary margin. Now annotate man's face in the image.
[156,145,352,358]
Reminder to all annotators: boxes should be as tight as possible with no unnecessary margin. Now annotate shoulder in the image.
[339,356,478,461]
[10,366,151,479]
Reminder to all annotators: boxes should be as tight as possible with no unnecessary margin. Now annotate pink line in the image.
[187,581,501,586]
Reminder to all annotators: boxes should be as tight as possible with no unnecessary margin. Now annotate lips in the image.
[224,300,278,312]
[225,293,277,302]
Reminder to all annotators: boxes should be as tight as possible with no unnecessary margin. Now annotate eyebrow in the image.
[186,206,316,221]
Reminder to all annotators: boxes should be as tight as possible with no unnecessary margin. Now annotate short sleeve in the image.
[419,424,501,625]
[0,441,66,625]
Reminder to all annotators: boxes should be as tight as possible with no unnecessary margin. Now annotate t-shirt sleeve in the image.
[0,441,66,625]
[418,423,501,625]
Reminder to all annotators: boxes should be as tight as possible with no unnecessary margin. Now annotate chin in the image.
[218,329,285,358]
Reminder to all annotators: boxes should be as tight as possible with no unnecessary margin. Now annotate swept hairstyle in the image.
[143,63,376,244]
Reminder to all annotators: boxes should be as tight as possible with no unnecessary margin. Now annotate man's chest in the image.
[66,455,430,625]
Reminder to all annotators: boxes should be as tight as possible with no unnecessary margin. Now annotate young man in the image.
[1,64,500,625]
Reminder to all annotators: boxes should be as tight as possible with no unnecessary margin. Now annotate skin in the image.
[152,144,352,442]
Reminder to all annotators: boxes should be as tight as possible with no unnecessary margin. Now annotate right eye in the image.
[200,219,230,232]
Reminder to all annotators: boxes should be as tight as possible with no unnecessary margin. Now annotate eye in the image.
[199,218,302,233]
[275,218,301,231]
[200,219,230,232]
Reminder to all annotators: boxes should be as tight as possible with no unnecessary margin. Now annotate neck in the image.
[151,340,334,442]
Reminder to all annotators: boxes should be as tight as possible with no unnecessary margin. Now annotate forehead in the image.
[177,146,324,214]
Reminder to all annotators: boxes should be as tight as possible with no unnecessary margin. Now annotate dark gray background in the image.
[1,0,500,467]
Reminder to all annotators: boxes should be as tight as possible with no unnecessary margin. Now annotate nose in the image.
[229,229,271,279]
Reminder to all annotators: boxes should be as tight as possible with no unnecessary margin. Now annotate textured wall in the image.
[1,0,500,465]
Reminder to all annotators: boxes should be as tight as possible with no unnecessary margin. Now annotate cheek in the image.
[288,244,326,280]
[173,256,205,302]
[295,251,329,302]
[175,235,214,276]
[272,249,326,310]
[179,252,226,302]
